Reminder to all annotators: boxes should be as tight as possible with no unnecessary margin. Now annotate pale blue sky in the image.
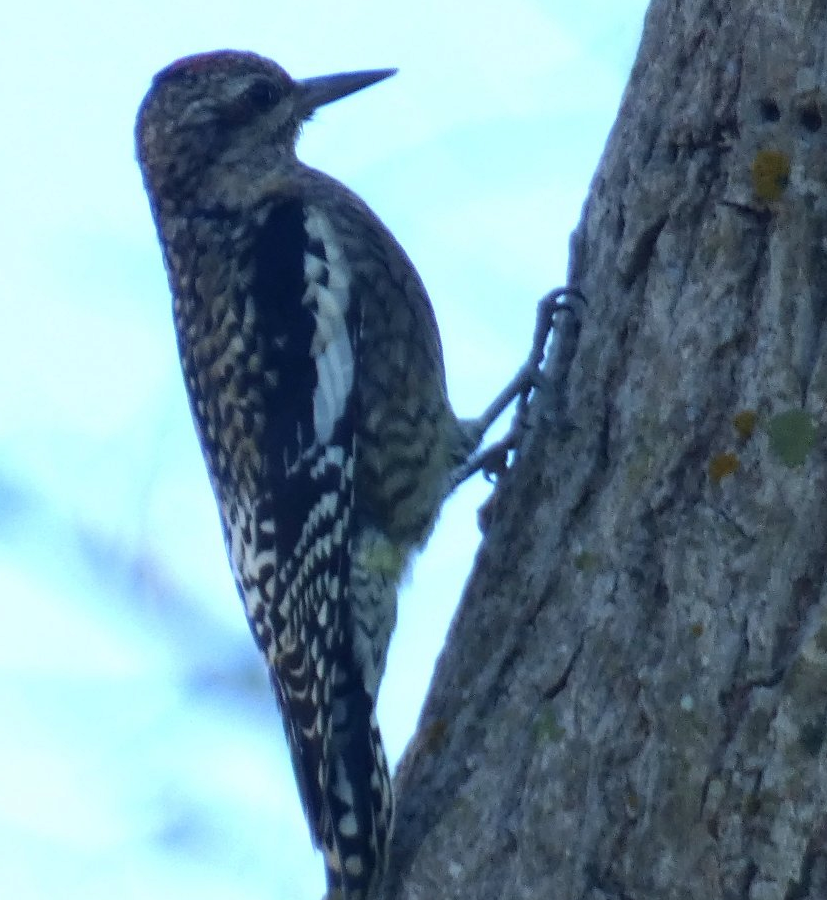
[1,3,647,897]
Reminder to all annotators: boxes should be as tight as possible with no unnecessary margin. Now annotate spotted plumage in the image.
[136,51,476,899]
[136,49,573,900]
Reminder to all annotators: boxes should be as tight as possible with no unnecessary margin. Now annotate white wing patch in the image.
[304,207,353,445]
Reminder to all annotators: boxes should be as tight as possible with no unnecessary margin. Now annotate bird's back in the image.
[163,163,464,899]
[137,52,470,899]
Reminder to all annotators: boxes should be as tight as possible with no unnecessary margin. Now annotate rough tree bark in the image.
[383,2,827,898]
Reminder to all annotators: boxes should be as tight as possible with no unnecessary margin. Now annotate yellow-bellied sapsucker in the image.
[136,50,578,900]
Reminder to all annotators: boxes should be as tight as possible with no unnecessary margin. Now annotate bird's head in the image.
[136,50,396,212]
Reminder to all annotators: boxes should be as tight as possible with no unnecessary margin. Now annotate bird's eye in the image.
[246,80,281,112]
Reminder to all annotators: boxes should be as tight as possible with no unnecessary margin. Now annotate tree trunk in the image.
[383,2,827,898]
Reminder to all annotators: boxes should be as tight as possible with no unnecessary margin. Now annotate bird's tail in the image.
[321,685,394,900]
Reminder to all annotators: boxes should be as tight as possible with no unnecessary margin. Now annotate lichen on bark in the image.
[383,3,827,898]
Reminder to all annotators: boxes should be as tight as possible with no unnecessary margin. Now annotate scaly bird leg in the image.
[451,286,586,488]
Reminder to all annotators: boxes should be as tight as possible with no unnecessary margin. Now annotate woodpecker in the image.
[136,50,578,899]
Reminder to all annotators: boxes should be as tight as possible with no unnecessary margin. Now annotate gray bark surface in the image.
[383,2,827,898]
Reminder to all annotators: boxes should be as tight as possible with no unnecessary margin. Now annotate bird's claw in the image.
[451,285,586,492]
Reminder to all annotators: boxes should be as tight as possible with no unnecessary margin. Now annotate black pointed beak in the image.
[296,68,397,117]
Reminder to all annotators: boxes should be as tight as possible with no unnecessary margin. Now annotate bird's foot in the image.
[451,286,586,489]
